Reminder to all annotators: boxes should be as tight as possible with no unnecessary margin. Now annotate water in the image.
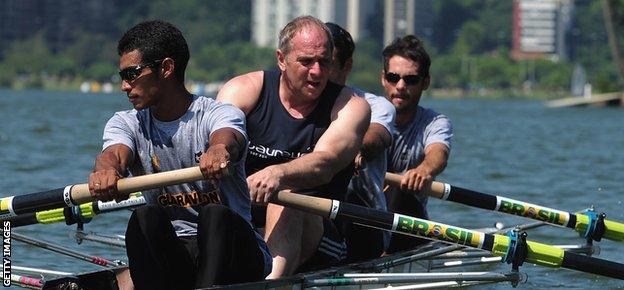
[0,89,623,289]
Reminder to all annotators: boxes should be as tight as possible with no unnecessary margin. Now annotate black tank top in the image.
[245,70,354,200]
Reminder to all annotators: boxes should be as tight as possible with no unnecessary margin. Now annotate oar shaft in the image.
[0,167,203,218]
[13,232,118,267]
[385,172,624,242]
[271,191,624,280]
[562,251,624,279]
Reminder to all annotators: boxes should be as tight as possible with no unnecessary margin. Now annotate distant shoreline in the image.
[0,86,570,100]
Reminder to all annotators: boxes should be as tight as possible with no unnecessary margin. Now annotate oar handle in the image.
[70,167,205,204]
[385,172,447,199]
[271,190,333,218]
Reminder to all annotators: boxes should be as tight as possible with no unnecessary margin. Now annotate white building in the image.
[383,0,433,45]
[252,0,341,47]
[251,0,432,48]
[512,0,573,61]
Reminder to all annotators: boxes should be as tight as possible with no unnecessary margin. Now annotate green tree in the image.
[474,54,517,88]
[116,0,251,50]
[431,55,466,88]
[2,33,53,76]
[452,21,486,55]
[189,42,274,82]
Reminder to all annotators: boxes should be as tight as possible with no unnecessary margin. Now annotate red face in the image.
[381,55,430,114]
[277,26,332,101]
[119,50,162,110]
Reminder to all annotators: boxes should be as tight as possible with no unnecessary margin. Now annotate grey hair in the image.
[278,15,333,56]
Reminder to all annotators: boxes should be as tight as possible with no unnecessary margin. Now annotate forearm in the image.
[415,146,449,177]
[273,151,340,189]
[360,124,392,159]
[209,128,245,162]
[94,150,127,176]
[397,144,449,192]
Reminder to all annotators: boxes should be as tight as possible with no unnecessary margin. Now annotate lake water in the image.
[0,89,623,289]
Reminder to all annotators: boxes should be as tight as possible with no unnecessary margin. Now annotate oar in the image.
[270,191,624,280]
[73,230,126,248]
[385,173,624,243]
[2,192,145,227]
[0,167,203,218]
[13,232,122,267]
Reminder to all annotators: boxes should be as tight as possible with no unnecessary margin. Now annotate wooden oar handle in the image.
[384,172,446,199]
[70,167,205,204]
[271,190,333,218]
[70,166,333,218]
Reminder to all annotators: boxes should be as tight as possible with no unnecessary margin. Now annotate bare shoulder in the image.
[216,71,264,115]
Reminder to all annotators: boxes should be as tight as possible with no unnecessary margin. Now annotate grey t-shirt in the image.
[388,106,453,217]
[102,95,272,274]
[347,87,396,212]
[103,95,251,235]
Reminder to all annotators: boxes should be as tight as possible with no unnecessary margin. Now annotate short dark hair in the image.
[382,35,430,78]
[325,22,354,68]
[117,20,190,83]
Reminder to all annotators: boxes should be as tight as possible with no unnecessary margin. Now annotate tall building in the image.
[511,0,573,61]
[252,0,432,48]
[383,0,433,45]
[251,0,380,46]
[252,0,337,48]
[384,0,413,45]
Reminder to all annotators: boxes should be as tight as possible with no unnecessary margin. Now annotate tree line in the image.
[0,0,621,98]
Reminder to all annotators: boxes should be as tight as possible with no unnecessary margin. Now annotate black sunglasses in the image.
[119,59,163,82]
[384,72,423,86]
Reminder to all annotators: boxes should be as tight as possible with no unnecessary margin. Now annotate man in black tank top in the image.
[217,16,370,278]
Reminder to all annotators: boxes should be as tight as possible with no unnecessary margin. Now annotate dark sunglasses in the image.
[384,72,423,86]
[119,59,163,82]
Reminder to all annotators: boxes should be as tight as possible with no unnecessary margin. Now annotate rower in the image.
[382,35,454,254]
[325,22,396,262]
[89,20,271,289]
[216,16,370,278]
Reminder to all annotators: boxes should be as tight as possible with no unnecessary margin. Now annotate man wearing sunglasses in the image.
[88,20,271,289]
[325,22,396,263]
[381,35,453,254]
[217,16,370,278]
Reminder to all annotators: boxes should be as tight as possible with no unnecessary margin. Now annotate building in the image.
[251,0,432,48]
[511,0,573,61]
[251,0,378,47]
[252,0,337,48]
[383,0,433,45]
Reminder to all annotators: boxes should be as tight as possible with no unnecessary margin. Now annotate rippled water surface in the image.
[0,89,623,289]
